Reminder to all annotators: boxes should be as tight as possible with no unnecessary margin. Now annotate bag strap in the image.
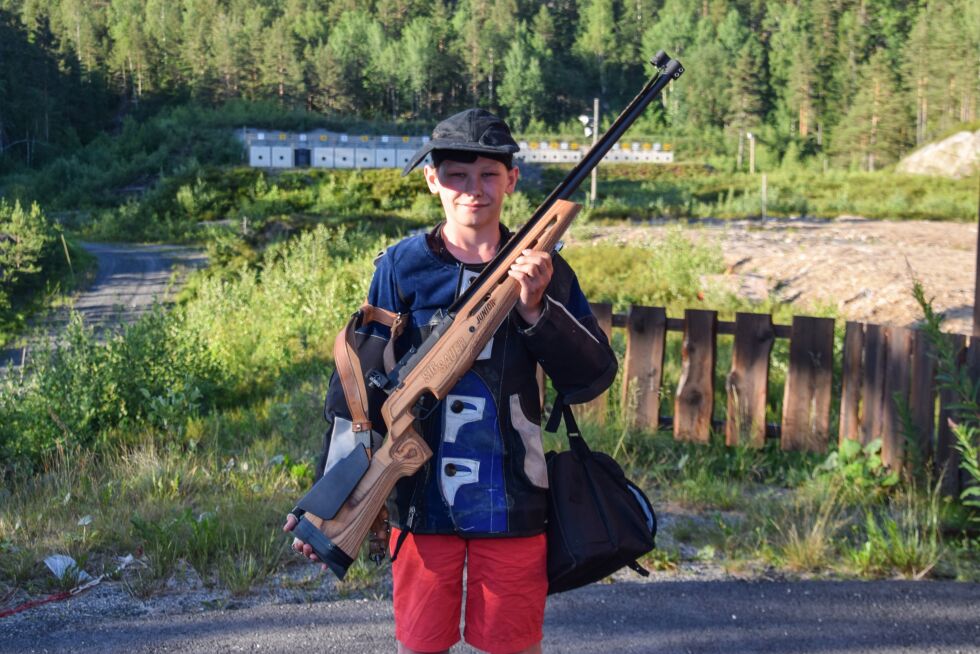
[544,394,589,457]
[333,303,407,435]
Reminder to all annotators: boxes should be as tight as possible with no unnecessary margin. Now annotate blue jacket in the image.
[320,224,617,537]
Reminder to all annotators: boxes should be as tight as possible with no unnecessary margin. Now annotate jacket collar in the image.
[425,221,513,267]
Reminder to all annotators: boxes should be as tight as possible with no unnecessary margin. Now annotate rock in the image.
[897,130,980,179]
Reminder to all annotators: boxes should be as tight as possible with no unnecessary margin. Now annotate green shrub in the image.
[913,281,980,521]
[181,224,380,385]
[0,200,57,310]
[563,226,723,312]
[813,438,900,503]
[0,308,223,472]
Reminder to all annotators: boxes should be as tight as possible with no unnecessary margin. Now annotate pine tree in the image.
[259,17,305,108]
[499,24,546,131]
[575,0,617,98]
[210,10,245,101]
[400,16,439,117]
[0,200,54,309]
[181,0,218,99]
[143,0,183,89]
[727,35,766,169]
[616,0,659,64]
[451,0,491,103]
[107,0,150,100]
[766,3,817,143]
[676,17,729,129]
[641,0,696,122]
[833,49,910,171]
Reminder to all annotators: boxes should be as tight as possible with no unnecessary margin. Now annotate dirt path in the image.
[0,242,206,368]
[572,217,977,333]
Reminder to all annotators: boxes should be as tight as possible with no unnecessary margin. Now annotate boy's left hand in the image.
[509,249,552,325]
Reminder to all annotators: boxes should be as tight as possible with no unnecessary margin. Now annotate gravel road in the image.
[1,576,977,653]
[573,217,978,334]
[0,242,206,367]
[64,242,206,328]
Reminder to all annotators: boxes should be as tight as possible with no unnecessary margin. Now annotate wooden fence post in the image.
[909,329,937,467]
[725,312,774,447]
[859,323,887,446]
[781,316,835,452]
[880,326,913,469]
[583,302,613,425]
[839,321,864,443]
[674,309,717,444]
[622,305,667,432]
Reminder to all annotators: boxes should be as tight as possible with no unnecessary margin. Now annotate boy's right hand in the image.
[283,513,328,571]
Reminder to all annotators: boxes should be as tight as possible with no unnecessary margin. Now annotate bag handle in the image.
[544,395,590,458]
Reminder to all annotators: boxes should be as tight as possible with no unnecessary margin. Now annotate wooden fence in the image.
[585,303,977,496]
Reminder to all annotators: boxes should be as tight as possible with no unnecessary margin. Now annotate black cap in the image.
[401,108,520,175]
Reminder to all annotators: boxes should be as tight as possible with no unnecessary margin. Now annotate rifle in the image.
[291,52,685,579]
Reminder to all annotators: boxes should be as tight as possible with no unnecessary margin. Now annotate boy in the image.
[286,109,616,654]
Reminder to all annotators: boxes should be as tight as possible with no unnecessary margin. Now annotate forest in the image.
[1,0,978,175]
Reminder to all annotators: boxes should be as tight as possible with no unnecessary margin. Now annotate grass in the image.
[1,157,978,599]
[0,375,322,598]
[546,164,978,222]
[557,413,974,581]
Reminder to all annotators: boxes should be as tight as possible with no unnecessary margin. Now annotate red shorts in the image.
[390,529,548,654]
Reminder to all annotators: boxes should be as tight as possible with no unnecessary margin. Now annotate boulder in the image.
[896,129,980,179]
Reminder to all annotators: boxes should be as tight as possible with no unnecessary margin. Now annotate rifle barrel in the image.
[449,55,684,315]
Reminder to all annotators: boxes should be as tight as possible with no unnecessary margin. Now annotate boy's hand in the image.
[509,249,552,325]
[283,513,328,571]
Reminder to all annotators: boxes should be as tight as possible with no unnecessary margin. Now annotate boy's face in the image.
[424,156,519,231]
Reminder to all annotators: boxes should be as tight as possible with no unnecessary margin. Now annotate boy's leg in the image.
[390,528,467,653]
[462,534,548,654]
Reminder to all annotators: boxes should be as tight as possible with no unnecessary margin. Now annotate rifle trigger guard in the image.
[411,394,440,421]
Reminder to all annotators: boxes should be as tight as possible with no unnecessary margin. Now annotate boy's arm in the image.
[516,255,617,404]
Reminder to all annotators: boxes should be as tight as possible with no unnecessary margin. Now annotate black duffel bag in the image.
[544,399,657,595]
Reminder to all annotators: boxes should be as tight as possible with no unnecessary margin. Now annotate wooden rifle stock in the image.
[293,53,684,579]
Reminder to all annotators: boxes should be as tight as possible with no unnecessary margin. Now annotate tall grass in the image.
[545,164,977,222]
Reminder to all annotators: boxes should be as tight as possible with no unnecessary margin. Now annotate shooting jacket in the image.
[318,223,617,538]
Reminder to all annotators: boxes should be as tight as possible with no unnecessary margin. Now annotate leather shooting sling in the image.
[327,303,408,562]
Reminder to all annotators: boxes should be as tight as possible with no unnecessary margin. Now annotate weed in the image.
[217,530,287,596]
[335,545,390,597]
[850,486,942,579]
[813,438,900,503]
[772,485,847,572]
[912,280,980,522]
[669,470,743,511]
[0,542,38,587]
[641,547,681,572]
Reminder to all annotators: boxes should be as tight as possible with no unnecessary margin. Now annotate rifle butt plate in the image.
[294,516,354,579]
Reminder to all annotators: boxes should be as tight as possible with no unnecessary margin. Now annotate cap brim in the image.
[400,140,520,176]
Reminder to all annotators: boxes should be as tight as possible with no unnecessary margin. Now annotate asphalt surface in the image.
[1,578,978,653]
[0,242,206,368]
